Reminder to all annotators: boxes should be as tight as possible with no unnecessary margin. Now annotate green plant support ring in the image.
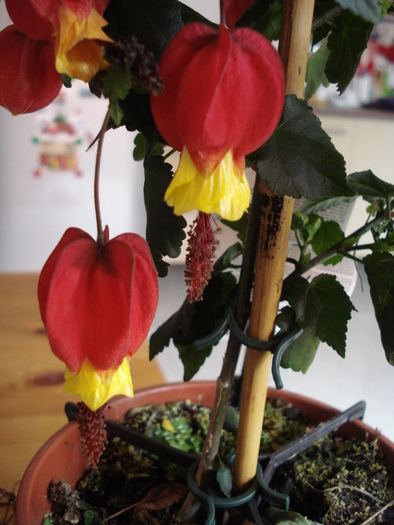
[187,459,289,524]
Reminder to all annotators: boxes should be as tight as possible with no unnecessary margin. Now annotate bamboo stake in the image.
[233,0,315,491]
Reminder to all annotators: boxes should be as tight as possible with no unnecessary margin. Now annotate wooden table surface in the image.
[0,274,165,514]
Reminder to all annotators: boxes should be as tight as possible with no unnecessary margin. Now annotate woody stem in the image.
[94,107,112,246]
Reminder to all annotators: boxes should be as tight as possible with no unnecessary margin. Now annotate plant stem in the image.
[312,6,342,31]
[220,0,226,27]
[197,179,263,481]
[94,107,112,246]
[359,500,394,525]
[290,215,383,279]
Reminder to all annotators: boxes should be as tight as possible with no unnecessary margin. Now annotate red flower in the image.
[38,227,158,410]
[0,0,112,114]
[150,23,284,221]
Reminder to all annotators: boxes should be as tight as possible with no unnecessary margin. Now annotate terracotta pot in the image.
[16,382,394,525]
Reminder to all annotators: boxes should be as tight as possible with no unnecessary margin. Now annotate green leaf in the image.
[216,466,233,498]
[150,313,178,360]
[335,0,381,24]
[84,510,104,525]
[347,170,394,200]
[119,90,158,145]
[371,241,393,253]
[102,67,133,125]
[266,507,323,524]
[144,155,187,277]
[312,221,345,266]
[281,327,320,373]
[282,274,355,357]
[252,96,351,199]
[305,40,330,101]
[221,212,249,245]
[133,132,146,161]
[177,344,212,381]
[238,0,283,41]
[103,67,132,103]
[150,271,237,378]
[300,195,356,215]
[213,242,243,274]
[326,11,373,93]
[133,133,164,161]
[292,212,323,244]
[105,0,183,60]
[364,252,394,365]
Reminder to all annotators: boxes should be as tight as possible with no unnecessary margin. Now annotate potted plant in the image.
[0,0,393,523]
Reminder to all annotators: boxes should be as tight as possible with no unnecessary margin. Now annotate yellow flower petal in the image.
[56,6,113,82]
[63,358,134,411]
[165,148,251,221]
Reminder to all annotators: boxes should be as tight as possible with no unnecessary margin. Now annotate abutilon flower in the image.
[0,0,112,114]
[38,227,159,411]
[150,22,284,222]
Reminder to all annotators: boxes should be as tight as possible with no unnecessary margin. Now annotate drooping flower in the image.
[0,0,112,114]
[38,227,159,411]
[150,23,284,221]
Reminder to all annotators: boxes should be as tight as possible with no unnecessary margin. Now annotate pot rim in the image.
[15,381,394,525]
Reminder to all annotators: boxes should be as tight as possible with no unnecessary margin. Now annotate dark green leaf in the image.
[238,0,283,41]
[144,155,187,276]
[371,241,393,253]
[84,510,104,525]
[133,133,164,161]
[221,212,249,245]
[326,11,373,93]
[252,96,351,199]
[282,274,355,357]
[150,313,178,360]
[150,271,237,378]
[364,252,394,365]
[312,221,345,265]
[281,327,320,373]
[213,242,243,274]
[216,466,233,498]
[119,90,158,145]
[177,344,212,381]
[335,0,381,24]
[305,40,330,100]
[133,132,146,161]
[347,170,394,200]
[105,0,183,59]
